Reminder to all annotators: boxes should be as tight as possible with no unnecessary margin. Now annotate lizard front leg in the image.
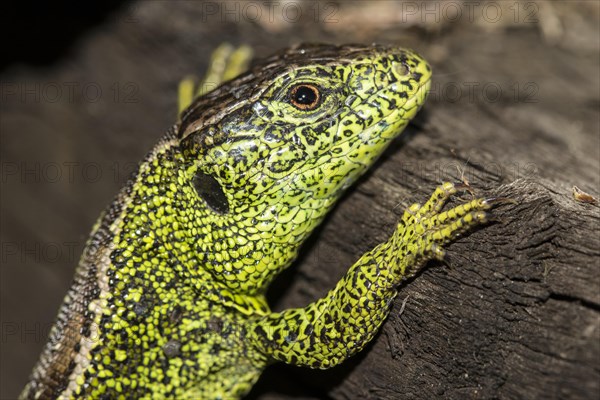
[248,182,493,368]
[178,43,253,114]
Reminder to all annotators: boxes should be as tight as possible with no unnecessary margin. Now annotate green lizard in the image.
[21,43,494,399]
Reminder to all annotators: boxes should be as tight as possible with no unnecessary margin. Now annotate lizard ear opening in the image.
[193,171,229,214]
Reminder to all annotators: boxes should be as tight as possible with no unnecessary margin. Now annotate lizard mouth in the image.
[295,75,433,199]
[394,77,431,120]
[371,76,432,142]
[414,78,432,111]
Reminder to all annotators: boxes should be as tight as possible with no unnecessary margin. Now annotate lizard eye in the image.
[289,83,321,111]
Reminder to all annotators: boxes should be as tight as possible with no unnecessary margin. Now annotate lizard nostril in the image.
[393,61,410,77]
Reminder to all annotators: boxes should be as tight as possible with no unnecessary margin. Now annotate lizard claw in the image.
[482,197,517,207]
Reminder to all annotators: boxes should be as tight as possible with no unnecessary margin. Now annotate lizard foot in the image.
[389,182,495,277]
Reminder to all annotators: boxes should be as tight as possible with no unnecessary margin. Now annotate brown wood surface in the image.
[2,1,598,399]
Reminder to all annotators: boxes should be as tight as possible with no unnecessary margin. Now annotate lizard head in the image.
[177,44,431,290]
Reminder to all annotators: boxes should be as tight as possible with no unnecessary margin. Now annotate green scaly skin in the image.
[21,44,492,399]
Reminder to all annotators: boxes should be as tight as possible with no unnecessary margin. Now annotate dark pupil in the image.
[294,86,317,105]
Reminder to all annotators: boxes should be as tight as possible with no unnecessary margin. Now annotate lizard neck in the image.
[116,142,335,297]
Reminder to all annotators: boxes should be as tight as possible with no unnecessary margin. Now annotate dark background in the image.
[1,1,599,399]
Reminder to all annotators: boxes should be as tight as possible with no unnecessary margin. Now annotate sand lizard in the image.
[21,43,494,399]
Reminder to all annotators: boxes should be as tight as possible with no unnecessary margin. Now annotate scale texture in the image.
[21,44,491,399]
